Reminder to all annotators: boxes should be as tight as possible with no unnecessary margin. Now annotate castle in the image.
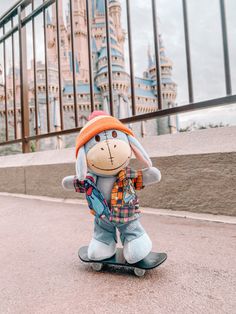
[0,0,177,152]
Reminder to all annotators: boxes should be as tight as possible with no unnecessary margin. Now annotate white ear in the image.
[76,146,87,180]
[128,135,152,167]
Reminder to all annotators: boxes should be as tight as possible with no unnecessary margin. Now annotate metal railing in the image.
[0,0,235,153]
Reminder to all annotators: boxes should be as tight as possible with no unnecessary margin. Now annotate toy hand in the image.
[142,167,161,186]
[62,175,75,190]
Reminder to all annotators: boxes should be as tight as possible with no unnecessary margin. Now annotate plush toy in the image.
[62,111,161,264]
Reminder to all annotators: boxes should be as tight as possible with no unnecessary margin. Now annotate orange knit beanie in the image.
[75,111,134,157]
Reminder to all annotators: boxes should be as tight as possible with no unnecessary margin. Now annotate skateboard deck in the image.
[78,246,167,276]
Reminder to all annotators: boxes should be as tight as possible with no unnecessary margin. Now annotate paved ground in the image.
[0,195,235,314]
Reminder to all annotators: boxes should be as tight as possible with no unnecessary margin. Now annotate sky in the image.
[0,0,236,128]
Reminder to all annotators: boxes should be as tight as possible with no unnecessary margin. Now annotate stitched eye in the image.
[112,131,117,138]
[95,135,100,142]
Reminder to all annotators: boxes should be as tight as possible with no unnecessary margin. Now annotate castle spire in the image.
[147,44,153,68]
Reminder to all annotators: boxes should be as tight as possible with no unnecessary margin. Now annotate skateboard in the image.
[78,246,167,277]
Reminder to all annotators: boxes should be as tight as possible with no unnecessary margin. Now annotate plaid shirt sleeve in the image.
[73,176,86,193]
[132,170,144,190]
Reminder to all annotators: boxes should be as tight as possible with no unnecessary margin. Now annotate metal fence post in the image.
[18,5,30,153]
[219,0,232,95]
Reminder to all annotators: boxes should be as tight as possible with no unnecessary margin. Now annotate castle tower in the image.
[146,36,177,134]
[49,0,71,79]
[109,0,125,49]
[46,11,57,64]
[73,0,89,81]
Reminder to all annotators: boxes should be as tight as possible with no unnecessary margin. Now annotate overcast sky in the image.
[0,0,236,127]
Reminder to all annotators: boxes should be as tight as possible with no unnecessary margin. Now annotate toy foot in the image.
[123,233,152,264]
[88,238,116,261]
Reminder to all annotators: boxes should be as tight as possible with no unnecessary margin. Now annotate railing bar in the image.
[11,18,17,139]
[69,0,78,127]
[152,0,162,110]
[121,94,236,124]
[104,0,114,116]
[1,94,234,145]
[219,0,232,95]
[0,1,22,25]
[0,138,23,146]
[3,25,9,141]
[0,0,31,25]
[182,0,194,103]
[43,4,50,133]
[0,26,18,44]
[55,0,64,130]
[86,0,95,113]
[32,1,39,135]
[18,5,30,152]
[0,0,56,43]
[21,0,55,26]
[126,0,136,116]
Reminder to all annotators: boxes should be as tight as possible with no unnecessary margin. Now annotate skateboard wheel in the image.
[91,263,103,271]
[134,268,146,277]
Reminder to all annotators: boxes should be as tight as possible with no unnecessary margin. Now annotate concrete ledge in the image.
[0,126,235,167]
[0,127,235,216]
[1,192,235,224]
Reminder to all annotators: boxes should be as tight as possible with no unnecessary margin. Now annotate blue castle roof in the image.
[134,88,156,99]
[92,37,97,53]
[46,11,52,25]
[97,0,105,14]
[151,77,174,86]
[68,52,79,74]
[97,64,125,75]
[92,0,105,16]
[135,77,153,86]
[64,83,100,94]
[98,46,123,59]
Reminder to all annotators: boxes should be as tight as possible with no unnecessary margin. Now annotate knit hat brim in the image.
[75,115,134,157]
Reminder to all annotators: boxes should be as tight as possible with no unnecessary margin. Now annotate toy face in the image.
[85,130,132,176]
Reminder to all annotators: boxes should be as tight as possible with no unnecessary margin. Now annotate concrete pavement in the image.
[0,195,235,314]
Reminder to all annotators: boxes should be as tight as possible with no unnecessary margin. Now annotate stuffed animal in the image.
[62,111,161,264]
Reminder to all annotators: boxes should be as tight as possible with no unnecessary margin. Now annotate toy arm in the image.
[62,175,75,190]
[142,167,161,186]
[62,175,86,193]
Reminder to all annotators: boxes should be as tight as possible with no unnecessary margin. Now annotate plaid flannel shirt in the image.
[73,167,144,224]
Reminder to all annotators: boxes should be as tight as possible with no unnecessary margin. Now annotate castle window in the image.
[117,72,120,76]
[80,94,83,98]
